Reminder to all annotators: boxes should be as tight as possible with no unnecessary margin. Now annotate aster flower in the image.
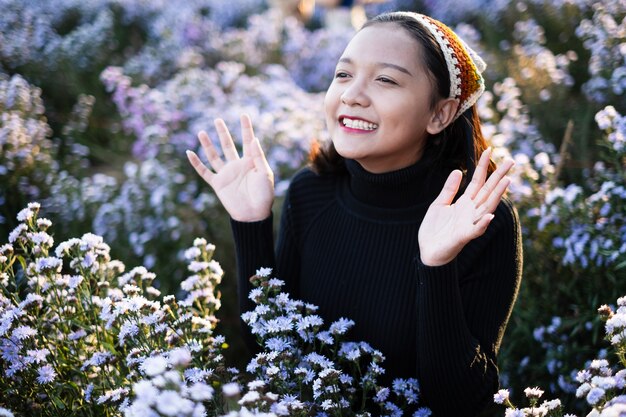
[36,365,56,384]
[494,389,510,404]
[524,387,545,399]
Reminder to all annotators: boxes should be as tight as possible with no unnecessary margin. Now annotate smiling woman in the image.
[324,23,454,174]
[187,11,522,417]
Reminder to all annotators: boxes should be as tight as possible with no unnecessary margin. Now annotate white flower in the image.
[239,390,261,405]
[266,365,280,376]
[28,232,53,247]
[522,406,548,416]
[188,261,209,273]
[321,399,336,410]
[524,386,544,399]
[36,218,52,228]
[541,399,561,410]
[592,376,616,390]
[35,257,62,273]
[265,316,292,333]
[256,267,273,277]
[184,247,201,260]
[26,348,49,364]
[81,351,113,370]
[187,382,214,401]
[12,325,37,340]
[119,321,140,345]
[586,387,605,405]
[132,380,159,404]
[247,380,265,390]
[316,331,334,345]
[577,369,592,383]
[8,225,27,243]
[81,252,97,269]
[193,238,208,247]
[17,207,34,222]
[68,275,84,289]
[494,389,510,404]
[141,356,168,377]
[375,387,390,402]
[345,348,361,361]
[296,315,323,331]
[222,382,240,397]
[0,407,15,417]
[249,288,263,302]
[304,352,333,368]
[590,359,609,370]
[329,318,354,335]
[208,260,223,276]
[155,390,194,416]
[36,365,56,384]
[184,368,211,383]
[267,278,284,288]
[168,347,192,367]
[181,275,200,291]
[577,382,592,398]
[123,284,141,295]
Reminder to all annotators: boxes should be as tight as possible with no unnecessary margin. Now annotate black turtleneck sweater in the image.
[230,155,522,416]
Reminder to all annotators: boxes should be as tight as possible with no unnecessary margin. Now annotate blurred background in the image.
[1,0,624,412]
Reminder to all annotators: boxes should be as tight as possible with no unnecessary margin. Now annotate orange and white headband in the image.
[400,12,487,121]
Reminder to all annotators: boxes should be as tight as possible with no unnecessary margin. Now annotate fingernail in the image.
[185,150,193,157]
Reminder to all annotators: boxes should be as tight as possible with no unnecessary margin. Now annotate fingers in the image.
[240,114,256,158]
[472,175,511,225]
[186,149,214,185]
[251,135,272,173]
[464,147,492,199]
[214,118,240,161]
[473,158,515,207]
[198,130,224,172]
[432,169,463,206]
[239,114,272,175]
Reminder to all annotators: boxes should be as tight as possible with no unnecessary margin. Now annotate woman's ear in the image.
[426,98,459,135]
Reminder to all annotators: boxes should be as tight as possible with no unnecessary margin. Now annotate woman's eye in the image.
[334,72,349,79]
[377,76,397,84]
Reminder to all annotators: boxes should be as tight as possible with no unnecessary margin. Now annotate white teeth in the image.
[342,117,378,131]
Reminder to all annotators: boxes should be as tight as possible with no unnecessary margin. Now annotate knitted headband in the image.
[397,12,487,121]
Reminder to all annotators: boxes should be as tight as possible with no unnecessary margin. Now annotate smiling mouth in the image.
[341,117,379,131]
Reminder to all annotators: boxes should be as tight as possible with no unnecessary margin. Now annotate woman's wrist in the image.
[419,243,464,267]
[231,214,271,223]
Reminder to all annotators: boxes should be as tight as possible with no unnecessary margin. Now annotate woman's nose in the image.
[340,82,369,106]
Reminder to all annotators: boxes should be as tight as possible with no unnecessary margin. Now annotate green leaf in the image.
[52,396,66,410]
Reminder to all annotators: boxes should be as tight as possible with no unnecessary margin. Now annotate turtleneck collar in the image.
[344,149,447,209]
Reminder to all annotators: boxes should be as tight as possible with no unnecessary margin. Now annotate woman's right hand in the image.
[186,114,275,222]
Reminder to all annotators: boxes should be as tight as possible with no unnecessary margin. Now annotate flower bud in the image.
[598,304,614,320]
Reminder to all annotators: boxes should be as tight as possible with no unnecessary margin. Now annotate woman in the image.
[187,11,522,416]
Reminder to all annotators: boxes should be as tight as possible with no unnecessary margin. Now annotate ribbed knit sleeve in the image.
[230,182,305,352]
[415,198,522,416]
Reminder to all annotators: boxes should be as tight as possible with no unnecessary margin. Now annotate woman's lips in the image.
[339,116,379,132]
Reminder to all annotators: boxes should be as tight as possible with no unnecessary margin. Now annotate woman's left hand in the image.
[418,148,514,266]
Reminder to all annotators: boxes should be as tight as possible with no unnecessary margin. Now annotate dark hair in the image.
[309,12,495,180]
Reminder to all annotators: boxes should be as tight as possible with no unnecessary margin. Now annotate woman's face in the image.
[324,23,442,173]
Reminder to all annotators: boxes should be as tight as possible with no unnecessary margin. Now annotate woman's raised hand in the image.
[186,114,274,222]
[418,148,514,266]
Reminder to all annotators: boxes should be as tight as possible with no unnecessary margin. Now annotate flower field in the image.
[0,0,625,416]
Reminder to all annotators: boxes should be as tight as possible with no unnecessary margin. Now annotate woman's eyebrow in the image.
[338,57,412,76]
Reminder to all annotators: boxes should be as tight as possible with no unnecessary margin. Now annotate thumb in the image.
[432,170,463,206]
